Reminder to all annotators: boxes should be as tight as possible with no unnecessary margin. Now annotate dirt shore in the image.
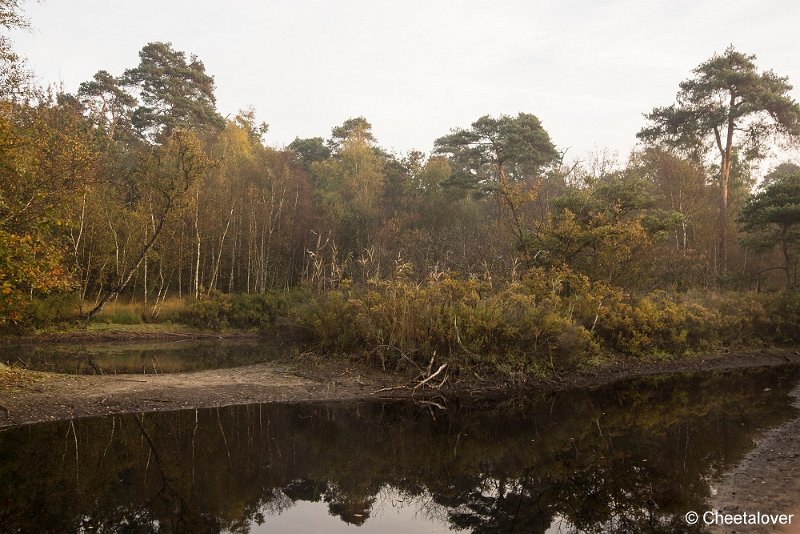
[2,345,800,529]
[1,346,799,429]
[708,380,800,534]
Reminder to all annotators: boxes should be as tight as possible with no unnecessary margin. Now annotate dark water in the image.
[2,339,279,374]
[1,367,799,533]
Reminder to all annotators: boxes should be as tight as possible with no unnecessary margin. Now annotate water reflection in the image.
[0,367,798,533]
[3,338,279,374]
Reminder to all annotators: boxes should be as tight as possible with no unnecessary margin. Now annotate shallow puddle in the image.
[1,366,799,532]
[2,338,279,374]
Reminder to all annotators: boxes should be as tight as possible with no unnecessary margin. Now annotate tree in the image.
[762,162,800,187]
[122,42,224,141]
[638,46,800,275]
[231,108,268,143]
[738,168,800,288]
[434,113,558,191]
[78,70,137,141]
[0,231,74,326]
[625,148,720,287]
[434,113,559,260]
[0,0,29,97]
[328,116,375,152]
[312,119,385,254]
[86,130,210,319]
[288,137,331,168]
[537,170,684,286]
[0,91,101,323]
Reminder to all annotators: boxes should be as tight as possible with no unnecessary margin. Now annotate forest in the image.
[1,0,800,379]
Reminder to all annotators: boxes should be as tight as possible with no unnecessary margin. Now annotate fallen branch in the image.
[435,374,449,389]
[413,363,448,393]
[416,399,447,410]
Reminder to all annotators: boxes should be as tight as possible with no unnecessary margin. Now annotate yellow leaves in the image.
[1,96,100,251]
[292,266,602,372]
[219,120,256,161]
[293,261,800,375]
[312,138,385,224]
[0,230,75,324]
[587,289,753,357]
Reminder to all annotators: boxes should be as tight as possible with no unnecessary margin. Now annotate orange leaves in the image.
[0,230,74,325]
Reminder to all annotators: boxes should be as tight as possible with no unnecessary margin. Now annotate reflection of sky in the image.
[238,488,464,534]
[239,487,578,533]
[545,515,572,534]
[2,367,799,532]
[10,1,800,175]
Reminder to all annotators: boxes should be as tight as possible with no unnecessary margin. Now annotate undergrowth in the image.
[4,267,799,383]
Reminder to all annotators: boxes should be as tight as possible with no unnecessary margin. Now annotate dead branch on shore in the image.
[413,362,447,394]
[371,352,450,396]
[416,399,447,410]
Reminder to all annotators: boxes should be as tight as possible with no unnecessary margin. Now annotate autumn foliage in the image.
[1,6,799,378]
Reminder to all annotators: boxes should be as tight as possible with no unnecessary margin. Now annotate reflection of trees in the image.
[3,339,272,375]
[444,473,553,534]
[0,367,797,533]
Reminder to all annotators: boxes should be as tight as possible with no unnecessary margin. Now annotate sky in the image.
[9,0,800,171]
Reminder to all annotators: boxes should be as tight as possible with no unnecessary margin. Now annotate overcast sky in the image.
[10,0,800,169]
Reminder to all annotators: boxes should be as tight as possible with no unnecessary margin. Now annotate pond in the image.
[1,366,798,533]
[2,338,281,374]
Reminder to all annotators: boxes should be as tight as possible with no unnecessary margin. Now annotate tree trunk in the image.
[208,203,234,295]
[782,226,792,289]
[715,106,735,279]
[87,207,171,320]
[719,153,729,277]
[194,190,201,299]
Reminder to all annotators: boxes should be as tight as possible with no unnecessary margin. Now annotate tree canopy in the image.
[434,113,559,193]
[78,70,137,141]
[0,0,29,96]
[638,46,800,275]
[738,168,800,288]
[4,19,800,329]
[122,42,224,140]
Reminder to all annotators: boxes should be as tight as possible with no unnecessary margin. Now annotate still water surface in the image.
[1,366,798,533]
[3,338,275,374]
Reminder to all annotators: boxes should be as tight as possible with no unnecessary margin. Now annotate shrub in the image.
[592,290,719,357]
[182,291,289,331]
[290,269,599,375]
[290,269,798,376]
[762,291,800,342]
[21,292,81,327]
[92,301,144,325]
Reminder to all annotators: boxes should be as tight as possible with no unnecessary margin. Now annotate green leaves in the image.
[122,42,224,141]
[739,171,800,234]
[78,70,137,141]
[434,112,559,193]
[638,46,800,160]
[638,46,800,274]
[738,169,800,287]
